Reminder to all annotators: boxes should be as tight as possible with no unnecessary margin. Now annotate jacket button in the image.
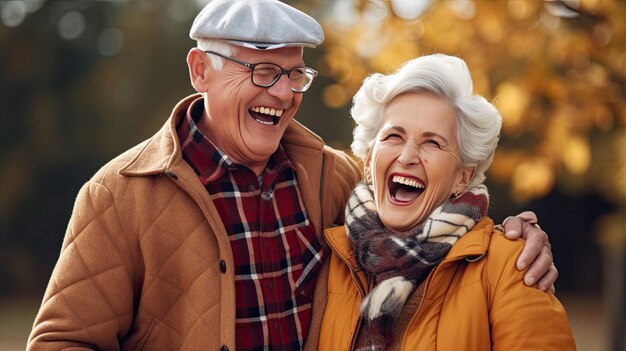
[220,260,226,273]
[221,346,229,351]
[164,170,178,180]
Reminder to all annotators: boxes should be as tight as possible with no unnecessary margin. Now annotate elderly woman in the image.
[319,54,575,350]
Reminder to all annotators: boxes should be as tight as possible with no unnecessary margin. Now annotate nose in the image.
[397,142,421,166]
[266,74,294,100]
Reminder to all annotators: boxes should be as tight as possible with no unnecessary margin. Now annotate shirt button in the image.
[248,184,256,192]
[221,346,229,351]
[220,260,226,273]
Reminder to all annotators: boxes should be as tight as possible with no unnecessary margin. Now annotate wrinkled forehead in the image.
[380,93,459,133]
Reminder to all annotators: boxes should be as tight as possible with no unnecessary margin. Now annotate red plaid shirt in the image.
[177,98,325,350]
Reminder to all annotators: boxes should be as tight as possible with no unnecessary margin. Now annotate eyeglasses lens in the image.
[252,64,313,92]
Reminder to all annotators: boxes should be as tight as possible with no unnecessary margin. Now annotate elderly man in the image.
[28,1,557,350]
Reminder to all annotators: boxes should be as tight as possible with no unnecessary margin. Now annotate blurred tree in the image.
[315,0,625,205]
[0,0,196,297]
[1,0,121,296]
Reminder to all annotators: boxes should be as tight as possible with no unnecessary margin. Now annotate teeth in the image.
[256,119,273,125]
[392,175,424,189]
[252,106,284,117]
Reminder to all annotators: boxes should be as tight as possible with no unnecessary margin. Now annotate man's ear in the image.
[187,48,210,93]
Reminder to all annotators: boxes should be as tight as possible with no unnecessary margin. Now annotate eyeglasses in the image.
[204,50,318,93]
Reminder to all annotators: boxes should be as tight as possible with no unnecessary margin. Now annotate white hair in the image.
[350,54,502,187]
[195,39,239,70]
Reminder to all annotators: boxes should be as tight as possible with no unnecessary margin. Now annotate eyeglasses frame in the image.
[204,50,318,92]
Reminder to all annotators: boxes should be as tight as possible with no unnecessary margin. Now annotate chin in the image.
[247,137,280,153]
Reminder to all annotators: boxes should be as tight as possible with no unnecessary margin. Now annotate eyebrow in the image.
[381,125,450,145]
[381,125,405,134]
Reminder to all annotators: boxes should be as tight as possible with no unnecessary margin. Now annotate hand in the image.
[501,211,557,292]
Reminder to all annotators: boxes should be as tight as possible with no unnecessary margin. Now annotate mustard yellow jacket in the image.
[27,94,361,350]
[320,217,576,351]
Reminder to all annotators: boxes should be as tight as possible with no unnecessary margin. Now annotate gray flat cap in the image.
[190,0,324,50]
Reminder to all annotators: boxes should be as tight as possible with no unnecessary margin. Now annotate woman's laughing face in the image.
[368,92,474,232]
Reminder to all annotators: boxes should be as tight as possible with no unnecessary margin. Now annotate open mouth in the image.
[388,174,425,203]
[249,106,284,126]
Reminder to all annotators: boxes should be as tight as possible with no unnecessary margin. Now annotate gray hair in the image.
[196,38,239,70]
[350,54,502,187]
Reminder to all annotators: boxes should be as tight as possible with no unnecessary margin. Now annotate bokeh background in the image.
[1,0,625,349]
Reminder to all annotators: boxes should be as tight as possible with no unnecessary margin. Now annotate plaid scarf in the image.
[345,181,489,350]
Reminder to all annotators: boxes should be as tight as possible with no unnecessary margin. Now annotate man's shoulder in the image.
[323,145,359,173]
[283,121,360,174]
[90,95,193,184]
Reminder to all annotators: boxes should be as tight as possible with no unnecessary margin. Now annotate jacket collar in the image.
[119,93,326,177]
[443,217,493,262]
[324,226,362,272]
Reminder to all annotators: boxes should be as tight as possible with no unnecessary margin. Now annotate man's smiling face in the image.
[200,46,305,171]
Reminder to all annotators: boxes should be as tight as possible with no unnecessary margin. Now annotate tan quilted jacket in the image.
[27,94,362,351]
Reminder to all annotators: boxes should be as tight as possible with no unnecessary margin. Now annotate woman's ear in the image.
[363,150,373,183]
[187,48,210,93]
[453,166,476,196]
